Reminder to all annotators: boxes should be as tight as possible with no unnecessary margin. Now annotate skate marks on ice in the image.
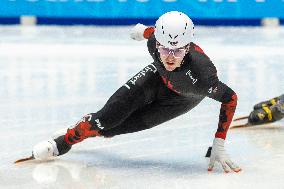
[68,132,208,175]
[70,149,205,175]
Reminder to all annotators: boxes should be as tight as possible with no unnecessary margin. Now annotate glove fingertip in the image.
[234,168,242,173]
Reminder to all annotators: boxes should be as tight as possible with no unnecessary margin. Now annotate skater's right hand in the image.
[130,23,148,41]
[208,138,241,173]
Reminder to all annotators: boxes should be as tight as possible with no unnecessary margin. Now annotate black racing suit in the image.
[61,31,238,150]
[248,94,284,125]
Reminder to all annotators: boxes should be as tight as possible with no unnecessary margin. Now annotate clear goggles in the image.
[157,45,187,59]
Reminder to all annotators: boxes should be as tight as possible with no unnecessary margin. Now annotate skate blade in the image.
[14,156,34,164]
[233,115,249,121]
[230,123,250,129]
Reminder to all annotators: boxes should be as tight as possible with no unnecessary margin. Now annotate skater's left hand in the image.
[208,138,241,173]
[130,23,147,41]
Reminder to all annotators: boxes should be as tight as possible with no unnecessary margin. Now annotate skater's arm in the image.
[198,58,237,140]
[208,82,237,139]
[214,85,237,139]
[201,70,240,173]
[129,24,158,61]
[143,27,155,39]
[130,23,154,41]
[205,81,240,173]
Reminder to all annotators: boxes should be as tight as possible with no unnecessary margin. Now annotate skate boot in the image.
[248,108,272,126]
[253,97,278,110]
[32,135,71,160]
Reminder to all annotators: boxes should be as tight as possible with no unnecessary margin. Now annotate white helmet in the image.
[154,11,194,49]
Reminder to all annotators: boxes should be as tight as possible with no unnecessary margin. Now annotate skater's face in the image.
[157,43,189,71]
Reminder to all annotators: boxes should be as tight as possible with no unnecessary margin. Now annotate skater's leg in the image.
[32,64,161,159]
[101,86,203,137]
[64,64,160,144]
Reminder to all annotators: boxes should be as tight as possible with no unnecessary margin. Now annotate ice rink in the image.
[0,25,283,189]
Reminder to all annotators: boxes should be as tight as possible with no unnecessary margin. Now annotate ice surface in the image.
[0,25,283,189]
